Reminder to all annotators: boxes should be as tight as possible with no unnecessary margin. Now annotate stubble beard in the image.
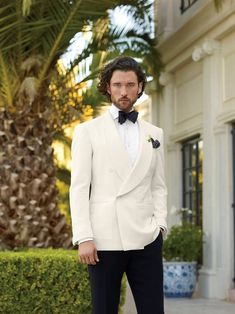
[113,96,138,112]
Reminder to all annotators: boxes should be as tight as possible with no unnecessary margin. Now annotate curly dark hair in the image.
[97,56,147,101]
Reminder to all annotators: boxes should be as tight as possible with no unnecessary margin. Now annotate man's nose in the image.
[120,86,127,96]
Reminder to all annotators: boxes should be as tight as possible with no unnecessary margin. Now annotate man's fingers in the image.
[79,253,97,265]
[95,250,99,262]
[88,256,96,265]
[80,254,89,264]
[78,252,88,264]
[79,255,86,264]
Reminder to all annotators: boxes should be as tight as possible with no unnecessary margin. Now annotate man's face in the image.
[107,70,143,112]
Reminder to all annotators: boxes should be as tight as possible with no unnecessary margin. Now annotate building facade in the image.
[152,0,235,300]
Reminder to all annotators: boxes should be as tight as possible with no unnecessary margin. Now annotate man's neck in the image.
[112,103,134,113]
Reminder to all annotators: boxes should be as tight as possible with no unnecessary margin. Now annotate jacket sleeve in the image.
[151,128,168,236]
[69,125,93,245]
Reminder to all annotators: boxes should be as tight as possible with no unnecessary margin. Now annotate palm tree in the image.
[0,0,158,249]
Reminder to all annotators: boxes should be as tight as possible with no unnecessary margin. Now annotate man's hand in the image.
[78,240,99,265]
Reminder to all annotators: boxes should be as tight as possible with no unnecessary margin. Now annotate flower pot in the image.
[163,261,197,298]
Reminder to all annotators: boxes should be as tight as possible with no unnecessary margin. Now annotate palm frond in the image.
[53,131,72,148]
[0,0,160,116]
[0,0,149,97]
[56,167,71,186]
[38,0,83,88]
[64,2,162,96]
[22,0,35,16]
[0,51,13,107]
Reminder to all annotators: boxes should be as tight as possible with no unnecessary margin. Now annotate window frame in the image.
[180,0,199,14]
[182,136,203,227]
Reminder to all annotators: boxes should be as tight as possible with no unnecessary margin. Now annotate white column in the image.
[158,72,182,227]
[146,80,158,125]
[213,124,234,299]
[155,0,174,40]
[196,40,232,299]
[198,47,219,299]
[164,0,174,38]
[158,72,174,131]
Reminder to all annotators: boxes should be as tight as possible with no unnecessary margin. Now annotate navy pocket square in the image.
[148,137,160,149]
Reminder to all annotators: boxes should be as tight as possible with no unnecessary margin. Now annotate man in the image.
[70,56,167,314]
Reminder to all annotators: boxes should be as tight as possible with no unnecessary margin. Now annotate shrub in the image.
[0,249,126,313]
[163,223,203,262]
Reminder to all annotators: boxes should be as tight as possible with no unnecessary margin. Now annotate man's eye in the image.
[127,83,135,87]
[113,83,121,87]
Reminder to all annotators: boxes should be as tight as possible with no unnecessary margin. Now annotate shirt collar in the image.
[109,104,135,120]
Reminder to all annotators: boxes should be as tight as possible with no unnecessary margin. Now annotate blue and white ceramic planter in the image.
[163,262,197,298]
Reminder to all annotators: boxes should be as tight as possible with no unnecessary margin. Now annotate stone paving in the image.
[123,284,235,314]
[164,298,235,314]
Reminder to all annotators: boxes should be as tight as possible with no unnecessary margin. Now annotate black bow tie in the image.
[118,110,138,124]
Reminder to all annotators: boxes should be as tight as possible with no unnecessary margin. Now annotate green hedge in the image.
[0,249,126,314]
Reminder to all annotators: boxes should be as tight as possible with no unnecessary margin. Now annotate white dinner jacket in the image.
[70,110,167,251]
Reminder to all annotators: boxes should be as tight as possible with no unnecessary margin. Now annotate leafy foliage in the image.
[56,179,71,224]
[0,249,126,313]
[163,223,203,262]
[0,0,158,112]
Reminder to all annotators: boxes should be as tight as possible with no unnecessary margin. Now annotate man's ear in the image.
[107,84,111,94]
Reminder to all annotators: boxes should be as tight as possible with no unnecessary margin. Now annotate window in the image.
[180,0,199,14]
[182,137,203,227]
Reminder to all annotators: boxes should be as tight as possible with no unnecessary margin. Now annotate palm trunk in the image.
[0,107,71,249]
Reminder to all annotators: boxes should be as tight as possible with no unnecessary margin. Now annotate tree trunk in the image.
[0,108,71,249]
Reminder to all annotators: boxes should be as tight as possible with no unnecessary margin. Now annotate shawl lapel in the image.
[102,112,153,196]
[117,118,153,196]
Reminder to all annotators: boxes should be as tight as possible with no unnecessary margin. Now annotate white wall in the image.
[156,0,235,300]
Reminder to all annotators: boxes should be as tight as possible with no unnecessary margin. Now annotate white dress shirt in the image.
[109,104,139,166]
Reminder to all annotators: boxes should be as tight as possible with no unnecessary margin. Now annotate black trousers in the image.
[88,232,164,314]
